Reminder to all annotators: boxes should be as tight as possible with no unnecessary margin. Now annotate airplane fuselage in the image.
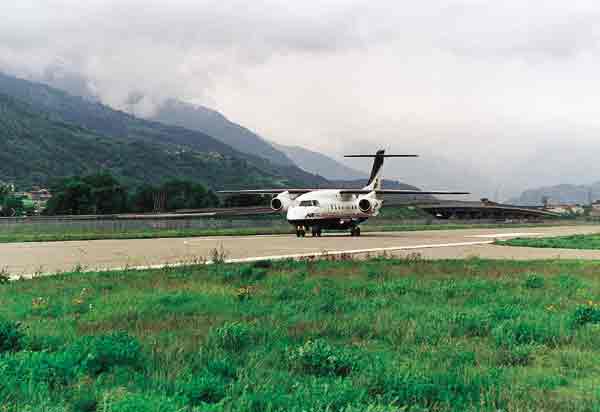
[284,190,381,234]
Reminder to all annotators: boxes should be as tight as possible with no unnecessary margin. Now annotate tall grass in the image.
[0,258,599,411]
[501,233,600,250]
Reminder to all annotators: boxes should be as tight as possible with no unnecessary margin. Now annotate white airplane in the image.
[220,150,469,237]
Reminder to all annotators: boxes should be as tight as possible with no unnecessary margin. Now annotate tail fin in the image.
[365,149,385,190]
[344,150,418,192]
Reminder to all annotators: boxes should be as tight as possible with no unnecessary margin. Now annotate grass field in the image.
[1,257,600,411]
[500,233,600,250]
[0,221,579,244]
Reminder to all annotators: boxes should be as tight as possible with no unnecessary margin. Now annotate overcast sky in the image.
[3,0,600,199]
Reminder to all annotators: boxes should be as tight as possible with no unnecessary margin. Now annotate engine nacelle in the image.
[358,197,381,213]
[271,191,293,212]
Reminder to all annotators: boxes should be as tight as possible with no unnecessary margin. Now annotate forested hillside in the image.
[0,72,329,188]
[0,94,294,189]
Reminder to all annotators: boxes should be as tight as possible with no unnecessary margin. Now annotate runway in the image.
[2,225,600,278]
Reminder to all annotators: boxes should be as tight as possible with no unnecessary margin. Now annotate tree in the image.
[45,173,128,215]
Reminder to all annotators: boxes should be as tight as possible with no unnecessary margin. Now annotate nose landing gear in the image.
[350,226,361,237]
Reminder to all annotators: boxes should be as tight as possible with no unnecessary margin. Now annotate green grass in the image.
[1,257,600,411]
[500,233,600,250]
[0,221,581,243]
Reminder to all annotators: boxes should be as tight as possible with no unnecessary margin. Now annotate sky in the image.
[3,0,600,200]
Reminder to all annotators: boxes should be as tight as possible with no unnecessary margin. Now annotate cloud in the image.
[3,0,600,198]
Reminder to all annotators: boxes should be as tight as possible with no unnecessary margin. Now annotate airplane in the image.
[219,150,469,237]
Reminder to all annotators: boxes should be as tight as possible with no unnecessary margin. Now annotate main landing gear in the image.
[350,226,361,237]
[296,226,323,237]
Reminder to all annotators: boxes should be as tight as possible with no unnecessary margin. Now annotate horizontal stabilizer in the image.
[344,154,419,158]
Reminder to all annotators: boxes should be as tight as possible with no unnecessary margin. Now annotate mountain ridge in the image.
[508,182,600,206]
[153,99,295,166]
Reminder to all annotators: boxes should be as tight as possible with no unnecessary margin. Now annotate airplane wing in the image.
[218,189,318,195]
[339,190,470,195]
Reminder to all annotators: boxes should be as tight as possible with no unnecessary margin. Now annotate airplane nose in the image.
[287,206,302,221]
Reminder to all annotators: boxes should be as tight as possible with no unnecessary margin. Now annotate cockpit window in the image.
[299,200,319,207]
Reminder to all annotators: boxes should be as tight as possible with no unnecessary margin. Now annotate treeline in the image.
[44,173,221,215]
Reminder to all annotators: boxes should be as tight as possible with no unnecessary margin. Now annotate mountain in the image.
[273,143,366,180]
[0,93,296,189]
[0,72,329,189]
[0,72,246,158]
[508,183,600,206]
[153,99,294,166]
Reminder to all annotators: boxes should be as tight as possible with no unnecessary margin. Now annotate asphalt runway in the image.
[2,225,600,278]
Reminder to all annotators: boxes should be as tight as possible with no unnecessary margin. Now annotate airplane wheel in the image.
[355,227,361,237]
[350,227,361,237]
[312,228,322,237]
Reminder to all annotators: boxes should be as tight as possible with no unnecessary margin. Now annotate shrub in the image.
[450,310,492,337]
[72,393,98,412]
[205,357,238,380]
[524,273,545,289]
[274,286,304,302]
[0,268,10,284]
[496,344,536,367]
[492,317,568,347]
[557,274,582,294]
[106,393,181,412]
[0,350,78,391]
[491,304,522,321]
[314,281,341,314]
[208,322,252,352]
[572,302,600,326]
[180,373,228,405]
[0,320,25,353]
[358,362,503,408]
[365,265,384,279]
[71,332,144,376]
[288,339,357,377]
[252,260,273,269]
[219,265,266,283]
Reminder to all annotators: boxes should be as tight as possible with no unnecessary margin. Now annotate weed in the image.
[208,322,253,352]
[496,344,537,366]
[179,372,228,405]
[0,319,25,353]
[210,244,228,264]
[252,259,273,269]
[288,339,357,377]
[572,301,600,326]
[0,267,11,284]
[524,273,545,289]
[71,332,144,376]
[72,392,98,412]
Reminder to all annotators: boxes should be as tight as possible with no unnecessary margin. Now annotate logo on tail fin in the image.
[365,149,385,191]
